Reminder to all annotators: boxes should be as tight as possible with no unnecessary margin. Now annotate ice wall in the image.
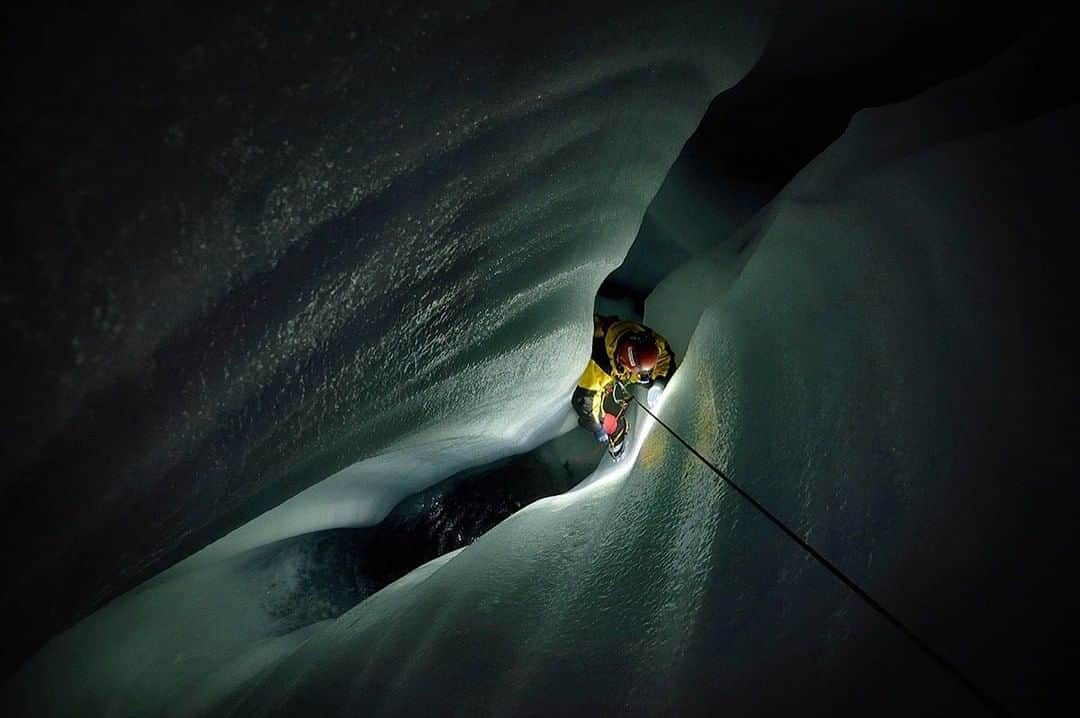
[139,20,1068,716]
[5,5,1073,716]
[2,1,767,670]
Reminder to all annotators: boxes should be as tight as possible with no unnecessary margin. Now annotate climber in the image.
[573,314,676,460]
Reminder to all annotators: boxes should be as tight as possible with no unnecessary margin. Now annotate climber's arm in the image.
[572,386,603,433]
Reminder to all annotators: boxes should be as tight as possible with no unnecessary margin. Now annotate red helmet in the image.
[615,332,659,377]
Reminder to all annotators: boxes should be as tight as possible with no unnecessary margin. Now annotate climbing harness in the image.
[628,392,1011,718]
[605,381,633,461]
[611,378,634,404]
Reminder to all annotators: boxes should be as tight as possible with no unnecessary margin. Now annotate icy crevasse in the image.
[4,7,1075,718]
[209,22,1072,716]
[1,0,767,672]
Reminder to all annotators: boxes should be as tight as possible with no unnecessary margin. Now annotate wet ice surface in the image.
[4,0,770,706]
[197,25,1075,716]
[5,4,1076,717]
[3,0,767,671]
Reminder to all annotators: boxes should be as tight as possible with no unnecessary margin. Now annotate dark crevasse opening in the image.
[255,428,604,632]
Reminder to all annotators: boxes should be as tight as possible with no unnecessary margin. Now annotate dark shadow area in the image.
[257,427,604,633]
[600,3,1047,302]
[360,427,602,587]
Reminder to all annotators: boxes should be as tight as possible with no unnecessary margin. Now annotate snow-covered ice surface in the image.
[5,6,1076,717]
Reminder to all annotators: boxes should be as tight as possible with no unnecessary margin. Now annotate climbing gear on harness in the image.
[611,378,634,405]
[600,385,631,461]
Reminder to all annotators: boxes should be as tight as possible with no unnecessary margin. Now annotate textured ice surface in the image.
[197,23,1074,716]
[1,0,767,666]
[6,7,1075,718]
[3,0,768,710]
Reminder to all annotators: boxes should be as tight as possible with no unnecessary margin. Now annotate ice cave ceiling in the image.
[2,1,1076,716]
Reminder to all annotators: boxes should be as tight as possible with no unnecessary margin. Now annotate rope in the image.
[629,392,1011,718]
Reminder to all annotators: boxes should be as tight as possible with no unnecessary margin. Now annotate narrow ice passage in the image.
[4,3,1075,717]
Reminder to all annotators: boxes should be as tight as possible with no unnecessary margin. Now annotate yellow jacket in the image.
[574,315,675,425]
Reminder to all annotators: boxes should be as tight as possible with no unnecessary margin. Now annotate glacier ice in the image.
[1,0,768,672]
[4,4,1076,717]
[4,0,770,710]
[199,20,1079,716]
